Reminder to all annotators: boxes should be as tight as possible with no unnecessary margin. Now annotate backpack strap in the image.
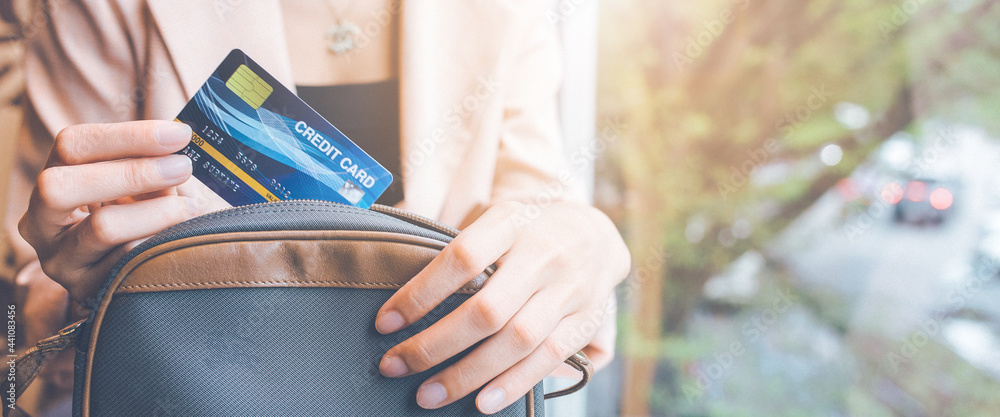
[5,405,32,417]
[2,320,84,417]
[544,352,594,399]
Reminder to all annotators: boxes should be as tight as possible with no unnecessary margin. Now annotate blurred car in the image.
[889,178,957,225]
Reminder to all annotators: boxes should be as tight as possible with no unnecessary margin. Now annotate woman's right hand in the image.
[18,120,210,307]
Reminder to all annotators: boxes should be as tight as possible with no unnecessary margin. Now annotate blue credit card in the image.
[174,49,392,208]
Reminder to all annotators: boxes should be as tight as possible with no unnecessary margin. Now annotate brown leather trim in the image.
[526,387,535,416]
[82,230,483,417]
[113,231,482,294]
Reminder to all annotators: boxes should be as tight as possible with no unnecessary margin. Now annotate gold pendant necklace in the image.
[324,0,362,55]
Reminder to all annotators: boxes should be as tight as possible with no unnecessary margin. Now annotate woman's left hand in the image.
[375,201,630,414]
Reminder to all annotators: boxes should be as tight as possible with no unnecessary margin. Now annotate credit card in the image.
[174,49,392,208]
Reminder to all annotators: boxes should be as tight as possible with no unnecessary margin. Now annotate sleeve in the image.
[22,0,142,130]
[0,2,26,285]
[490,3,617,373]
[489,4,589,207]
[5,0,142,270]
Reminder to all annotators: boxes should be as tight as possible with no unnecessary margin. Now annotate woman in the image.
[13,0,630,414]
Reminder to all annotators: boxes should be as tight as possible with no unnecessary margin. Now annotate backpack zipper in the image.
[368,204,460,238]
[237,201,487,274]
[197,199,461,239]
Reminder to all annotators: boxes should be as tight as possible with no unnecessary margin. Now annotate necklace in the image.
[324,0,362,55]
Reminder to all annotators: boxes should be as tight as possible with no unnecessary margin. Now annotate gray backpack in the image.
[7,201,591,417]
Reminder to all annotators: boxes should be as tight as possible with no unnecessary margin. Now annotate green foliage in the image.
[602,0,912,335]
[603,0,1000,328]
[602,0,1000,414]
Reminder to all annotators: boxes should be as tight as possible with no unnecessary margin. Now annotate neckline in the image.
[296,79,399,89]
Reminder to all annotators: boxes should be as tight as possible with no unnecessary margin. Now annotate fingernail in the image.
[376,310,404,334]
[156,123,192,146]
[159,155,192,180]
[416,382,447,409]
[379,355,408,378]
[479,387,506,413]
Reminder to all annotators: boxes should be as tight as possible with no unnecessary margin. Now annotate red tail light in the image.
[930,188,953,210]
[836,178,861,201]
[882,182,903,204]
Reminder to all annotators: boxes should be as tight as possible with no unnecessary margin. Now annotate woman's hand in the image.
[375,201,630,414]
[17,120,219,307]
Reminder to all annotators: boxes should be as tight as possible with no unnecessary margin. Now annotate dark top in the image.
[297,80,403,206]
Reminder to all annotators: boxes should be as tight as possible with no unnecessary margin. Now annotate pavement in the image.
[674,127,1000,416]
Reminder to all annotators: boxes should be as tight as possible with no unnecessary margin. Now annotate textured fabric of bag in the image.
[87,288,542,416]
[66,202,547,416]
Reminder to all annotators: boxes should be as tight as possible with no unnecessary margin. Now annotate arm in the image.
[15,1,209,307]
[5,2,195,402]
[375,4,629,414]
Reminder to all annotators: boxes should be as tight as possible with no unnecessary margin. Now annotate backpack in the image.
[7,201,591,417]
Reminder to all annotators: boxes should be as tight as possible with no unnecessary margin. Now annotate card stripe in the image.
[180,121,280,203]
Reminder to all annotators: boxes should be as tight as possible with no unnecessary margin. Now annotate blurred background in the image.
[3,0,1000,416]
[594,0,1000,415]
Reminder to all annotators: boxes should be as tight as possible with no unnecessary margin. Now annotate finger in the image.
[408,290,566,410]
[28,154,192,236]
[67,245,131,309]
[475,313,596,414]
[375,202,524,334]
[40,195,196,300]
[378,263,539,378]
[48,121,192,167]
[61,195,197,265]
